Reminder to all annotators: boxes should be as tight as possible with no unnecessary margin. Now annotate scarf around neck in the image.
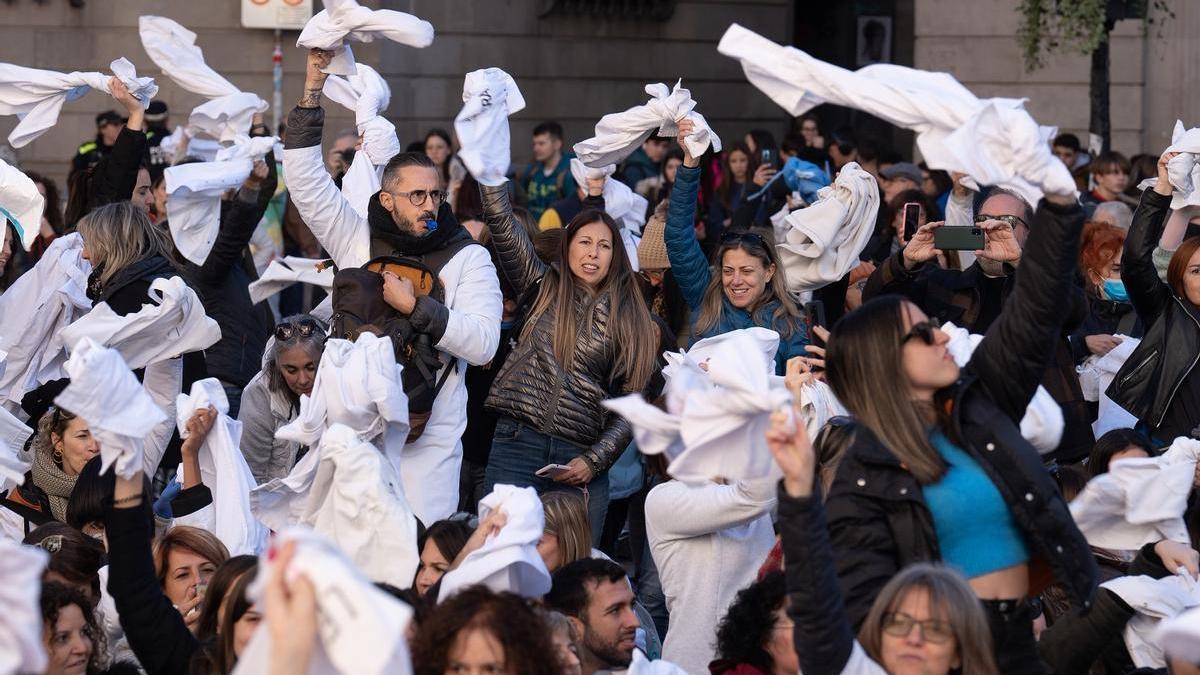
[366,191,467,257]
[31,444,77,522]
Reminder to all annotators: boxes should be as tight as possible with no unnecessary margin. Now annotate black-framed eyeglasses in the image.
[720,230,769,249]
[390,189,446,207]
[882,612,954,644]
[974,213,1027,231]
[901,318,942,346]
[275,319,321,341]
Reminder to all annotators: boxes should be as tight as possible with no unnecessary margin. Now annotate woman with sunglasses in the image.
[667,120,806,374]
[479,173,660,540]
[768,404,1000,675]
[804,179,1093,672]
[237,315,328,483]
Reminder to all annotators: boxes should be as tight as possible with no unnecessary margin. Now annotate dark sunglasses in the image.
[974,213,1027,231]
[720,230,769,249]
[275,319,321,341]
[901,318,942,346]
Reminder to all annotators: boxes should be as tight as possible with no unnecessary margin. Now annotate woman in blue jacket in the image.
[665,120,807,373]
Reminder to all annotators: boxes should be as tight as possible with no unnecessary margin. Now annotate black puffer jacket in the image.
[824,197,1097,629]
[1107,188,1200,437]
[480,184,657,472]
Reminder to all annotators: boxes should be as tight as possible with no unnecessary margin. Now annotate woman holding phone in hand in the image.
[478,170,661,542]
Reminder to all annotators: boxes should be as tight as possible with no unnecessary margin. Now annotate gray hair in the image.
[1093,201,1134,230]
[265,314,328,396]
[980,186,1035,229]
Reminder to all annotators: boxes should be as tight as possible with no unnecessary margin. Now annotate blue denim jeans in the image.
[483,417,610,545]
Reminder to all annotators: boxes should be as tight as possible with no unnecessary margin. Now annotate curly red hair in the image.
[1078,221,1126,292]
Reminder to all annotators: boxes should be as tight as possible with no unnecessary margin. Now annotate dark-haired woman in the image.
[411,586,560,675]
[40,582,141,675]
[814,179,1093,673]
[666,120,807,374]
[480,173,662,540]
[414,518,472,597]
[1108,150,1200,445]
[710,571,798,675]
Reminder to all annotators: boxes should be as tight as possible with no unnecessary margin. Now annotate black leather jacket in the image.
[480,184,656,473]
[1107,188,1200,436]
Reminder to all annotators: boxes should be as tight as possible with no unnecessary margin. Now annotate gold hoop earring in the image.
[52,449,63,463]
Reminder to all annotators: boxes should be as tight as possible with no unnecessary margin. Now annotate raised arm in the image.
[87,78,148,211]
[194,155,276,284]
[480,182,546,294]
[968,191,1085,424]
[664,121,713,311]
[281,49,370,268]
[645,476,776,541]
[1121,151,1178,326]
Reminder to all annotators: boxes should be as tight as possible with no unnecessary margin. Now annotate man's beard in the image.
[393,208,437,236]
[582,624,636,669]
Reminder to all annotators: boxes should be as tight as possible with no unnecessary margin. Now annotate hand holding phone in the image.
[902,202,922,243]
[933,226,985,251]
[535,464,573,480]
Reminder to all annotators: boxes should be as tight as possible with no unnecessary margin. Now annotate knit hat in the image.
[637,201,671,270]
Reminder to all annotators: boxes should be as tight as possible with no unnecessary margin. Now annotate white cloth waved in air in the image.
[606,328,791,484]
[59,276,221,370]
[1071,436,1200,550]
[455,67,526,187]
[164,135,276,265]
[297,0,434,76]
[323,63,398,217]
[233,527,414,675]
[574,79,721,168]
[569,159,649,269]
[1102,572,1200,669]
[53,338,167,479]
[0,158,45,251]
[173,379,267,556]
[939,321,1064,455]
[717,23,1075,205]
[248,257,334,304]
[0,538,48,674]
[438,484,551,602]
[0,57,156,148]
[0,233,91,407]
[1135,121,1200,210]
[774,161,879,293]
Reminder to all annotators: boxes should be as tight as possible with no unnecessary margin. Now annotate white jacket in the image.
[282,143,502,523]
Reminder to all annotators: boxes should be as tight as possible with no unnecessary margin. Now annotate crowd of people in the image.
[2,7,1200,675]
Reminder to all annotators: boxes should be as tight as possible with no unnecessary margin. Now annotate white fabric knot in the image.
[297,0,434,76]
[455,67,526,187]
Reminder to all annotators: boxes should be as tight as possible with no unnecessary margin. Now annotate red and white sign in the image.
[241,0,313,30]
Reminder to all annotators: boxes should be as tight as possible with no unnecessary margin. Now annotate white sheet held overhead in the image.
[0,159,45,251]
[174,379,267,556]
[569,158,649,258]
[0,57,157,148]
[455,68,526,187]
[775,161,878,293]
[248,257,334,304]
[323,64,398,217]
[0,233,91,407]
[232,528,414,675]
[574,79,721,168]
[139,16,241,98]
[297,0,434,76]
[1135,121,1200,210]
[0,539,48,675]
[438,484,551,602]
[1070,437,1200,550]
[59,276,220,370]
[717,23,1075,204]
[54,338,167,479]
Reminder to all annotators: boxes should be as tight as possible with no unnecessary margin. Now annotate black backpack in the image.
[330,234,479,442]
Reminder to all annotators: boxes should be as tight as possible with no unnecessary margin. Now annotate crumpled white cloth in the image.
[573,79,721,168]
[248,257,334,304]
[717,23,1075,205]
[323,63,398,217]
[0,57,156,148]
[53,338,167,479]
[232,527,414,675]
[277,333,409,463]
[59,276,220,370]
[1071,437,1200,550]
[174,379,266,556]
[0,233,91,407]
[164,135,275,265]
[795,378,847,443]
[775,161,878,293]
[0,538,48,675]
[186,92,269,146]
[0,435,28,495]
[1136,121,1200,210]
[568,158,649,270]
[438,484,551,602]
[1077,336,1141,437]
[158,125,222,163]
[628,649,690,675]
[0,159,45,251]
[940,321,1064,455]
[454,68,525,187]
[606,328,791,484]
[297,0,434,76]
[248,439,321,535]
[1157,604,1200,665]
[1102,573,1200,668]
